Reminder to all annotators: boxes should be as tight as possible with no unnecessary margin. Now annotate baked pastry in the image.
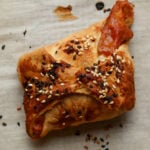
[17,0,135,139]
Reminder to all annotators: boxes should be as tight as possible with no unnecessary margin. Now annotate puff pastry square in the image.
[17,0,135,139]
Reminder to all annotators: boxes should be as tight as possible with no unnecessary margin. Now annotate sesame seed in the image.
[62,122,66,126]
[104,100,108,104]
[44,90,48,94]
[38,90,43,93]
[82,37,86,42]
[116,67,121,73]
[109,101,114,104]
[65,115,70,118]
[112,84,116,89]
[116,55,122,60]
[122,59,126,63]
[48,95,52,99]
[85,69,91,73]
[79,116,83,119]
[98,72,102,76]
[36,98,40,101]
[41,99,46,103]
[49,85,53,89]
[45,73,49,77]
[86,35,90,39]
[34,77,39,80]
[40,72,44,76]
[105,73,110,76]
[123,70,126,74]
[28,83,33,87]
[99,95,105,99]
[49,90,53,94]
[93,80,97,84]
[103,82,108,86]
[78,52,83,55]
[78,81,82,84]
[50,75,55,80]
[60,83,65,86]
[55,93,60,96]
[74,39,79,42]
[25,88,28,92]
[30,95,33,99]
[62,110,66,114]
[116,79,120,83]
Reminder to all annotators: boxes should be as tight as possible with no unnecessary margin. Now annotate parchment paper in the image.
[0,0,150,150]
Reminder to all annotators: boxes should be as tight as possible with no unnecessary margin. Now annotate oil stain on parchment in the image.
[53,5,77,21]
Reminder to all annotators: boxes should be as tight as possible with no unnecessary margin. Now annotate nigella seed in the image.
[0,115,2,119]
[17,122,20,127]
[106,141,109,145]
[103,95,113,102]
[23,30,27,36]
[75,130,81,136]
[132,56,134,59]
[103,8,111,13]
[95,2,105,11]
[100,137,104,142]
[1,45,5,50]
[85,133,92,141]
[2,122,7,127]
[101,145,105,148]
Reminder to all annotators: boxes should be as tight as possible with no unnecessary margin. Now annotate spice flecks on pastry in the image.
[17,0,135,139]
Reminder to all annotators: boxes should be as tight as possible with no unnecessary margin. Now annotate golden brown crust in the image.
[17,0,135,139]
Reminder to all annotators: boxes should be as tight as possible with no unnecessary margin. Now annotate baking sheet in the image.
[0,0,150,149]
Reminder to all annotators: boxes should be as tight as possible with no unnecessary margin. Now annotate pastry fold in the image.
[17,0,135,139]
